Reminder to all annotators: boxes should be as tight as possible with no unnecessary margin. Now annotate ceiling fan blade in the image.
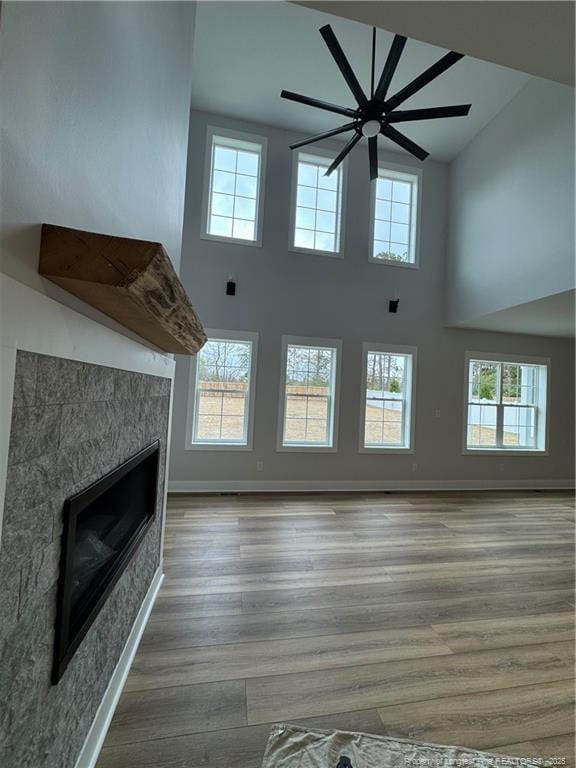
[290,122,356,150]
[374,34,407,103]
[281,90,358,119]
[370,27,376,98]
[325,131,362,176]
[388,104,471,123]
[319,24,367,106]
[369,136,378,181]
[381,125,429,161]
[385,50,464,111]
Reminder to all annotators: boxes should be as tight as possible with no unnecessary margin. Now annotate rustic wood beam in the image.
[39,225,207,355]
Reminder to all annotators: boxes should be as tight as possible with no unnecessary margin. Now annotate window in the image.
[202,127,267,245]
[186,331,258,449]
[370,165,420,266]
[291,151,344,256]
[360,344,416,452]
[278,336,341,451]
[464,353,549,453]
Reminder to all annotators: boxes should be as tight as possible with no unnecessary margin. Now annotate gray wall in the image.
[0,1,195,322]
[446,77,575,326]
[170,110,575,489]
[1,354,170,768]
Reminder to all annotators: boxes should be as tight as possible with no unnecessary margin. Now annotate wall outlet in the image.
[412,462,418,473]
[499,462,505,473]
[434,409,441,418]
[256,461,264,472]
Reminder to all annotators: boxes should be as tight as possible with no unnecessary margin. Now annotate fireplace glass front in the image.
[53,441,159,682]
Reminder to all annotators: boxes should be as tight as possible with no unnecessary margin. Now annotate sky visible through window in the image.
[373,174,414,263]
[208,140,260,241]
[294,156,341,253]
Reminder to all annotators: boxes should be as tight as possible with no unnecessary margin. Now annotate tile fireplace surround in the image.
[0,351,170,768]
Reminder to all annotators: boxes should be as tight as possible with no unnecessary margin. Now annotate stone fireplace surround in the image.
[0,348,171,768]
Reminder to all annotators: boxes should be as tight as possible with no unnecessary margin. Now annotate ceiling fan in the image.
[281,25,471,179]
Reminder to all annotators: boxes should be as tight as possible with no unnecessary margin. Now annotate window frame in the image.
[368,161,422,269]
[201,126,268,247]
[185,329,259,451]
[276,335,343,453]
[288,146,347,259]
[462,350,550,456]
[358,342,417,454]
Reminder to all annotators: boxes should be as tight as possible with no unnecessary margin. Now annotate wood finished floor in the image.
[96,491,576,768]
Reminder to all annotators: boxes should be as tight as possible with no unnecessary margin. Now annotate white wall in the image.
[0,0,195,313]
[446,78,575,327]
[169,110,575,491]
[0,2,196,531]
[296,1,575,86]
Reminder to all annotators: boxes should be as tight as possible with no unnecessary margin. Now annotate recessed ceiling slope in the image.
[295,1,575,86]
[190,1,531,161]
[457,290,576,339]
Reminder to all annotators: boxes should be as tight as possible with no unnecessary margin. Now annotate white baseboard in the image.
[168,479,575,493]
[74,568,164,768]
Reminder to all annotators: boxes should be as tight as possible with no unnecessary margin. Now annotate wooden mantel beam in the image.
[39,225,207,355]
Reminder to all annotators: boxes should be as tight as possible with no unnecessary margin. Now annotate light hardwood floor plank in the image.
[431,612,576,652]
[246,642,574,723]
[152,592,243,618]
[139,591,574,650]
[125,626,453,691]
[96,490,575,768]
[104,680,246,747]
[160,560,573,596]
[375,679,574,749]
[240,571,573,613]
[495,733,576,768]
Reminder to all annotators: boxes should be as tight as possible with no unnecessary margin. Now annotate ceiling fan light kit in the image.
[281,24,472,180]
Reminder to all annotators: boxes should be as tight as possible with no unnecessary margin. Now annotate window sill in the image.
[462,448,548,457]
[185,442,253,452]
[368,256,418,269]
[277,444,338,453]
[200,232,262,248]
[359,446,414,454]
[289,244,343,260]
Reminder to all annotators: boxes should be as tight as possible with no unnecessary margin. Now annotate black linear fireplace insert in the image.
[52,441,160,683]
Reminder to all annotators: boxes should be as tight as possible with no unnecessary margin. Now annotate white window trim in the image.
[359,342,417,454]
[185,329,259,451]
[368,160,422,269]
[200,126,268,248]
[462,350,550,456]
[288,145,347,259]
[277,334,342,453]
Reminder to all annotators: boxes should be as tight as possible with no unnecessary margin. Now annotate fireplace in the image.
[52,441,160,683]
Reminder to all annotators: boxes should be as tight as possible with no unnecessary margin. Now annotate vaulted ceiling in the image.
[190,1,531,161]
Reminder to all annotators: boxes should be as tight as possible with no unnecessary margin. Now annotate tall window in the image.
[278,337,341,450]
[187,331,258,449]
[360,344,416,451]
[464,354,549,452]
[291,151,344,256]
[202,128,267,245]
[370,166,420,266]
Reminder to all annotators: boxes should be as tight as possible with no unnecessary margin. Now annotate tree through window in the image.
[190,335,257,447]
[465,356,548,451]
[361,346,415,450]
[280,340,340,448]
